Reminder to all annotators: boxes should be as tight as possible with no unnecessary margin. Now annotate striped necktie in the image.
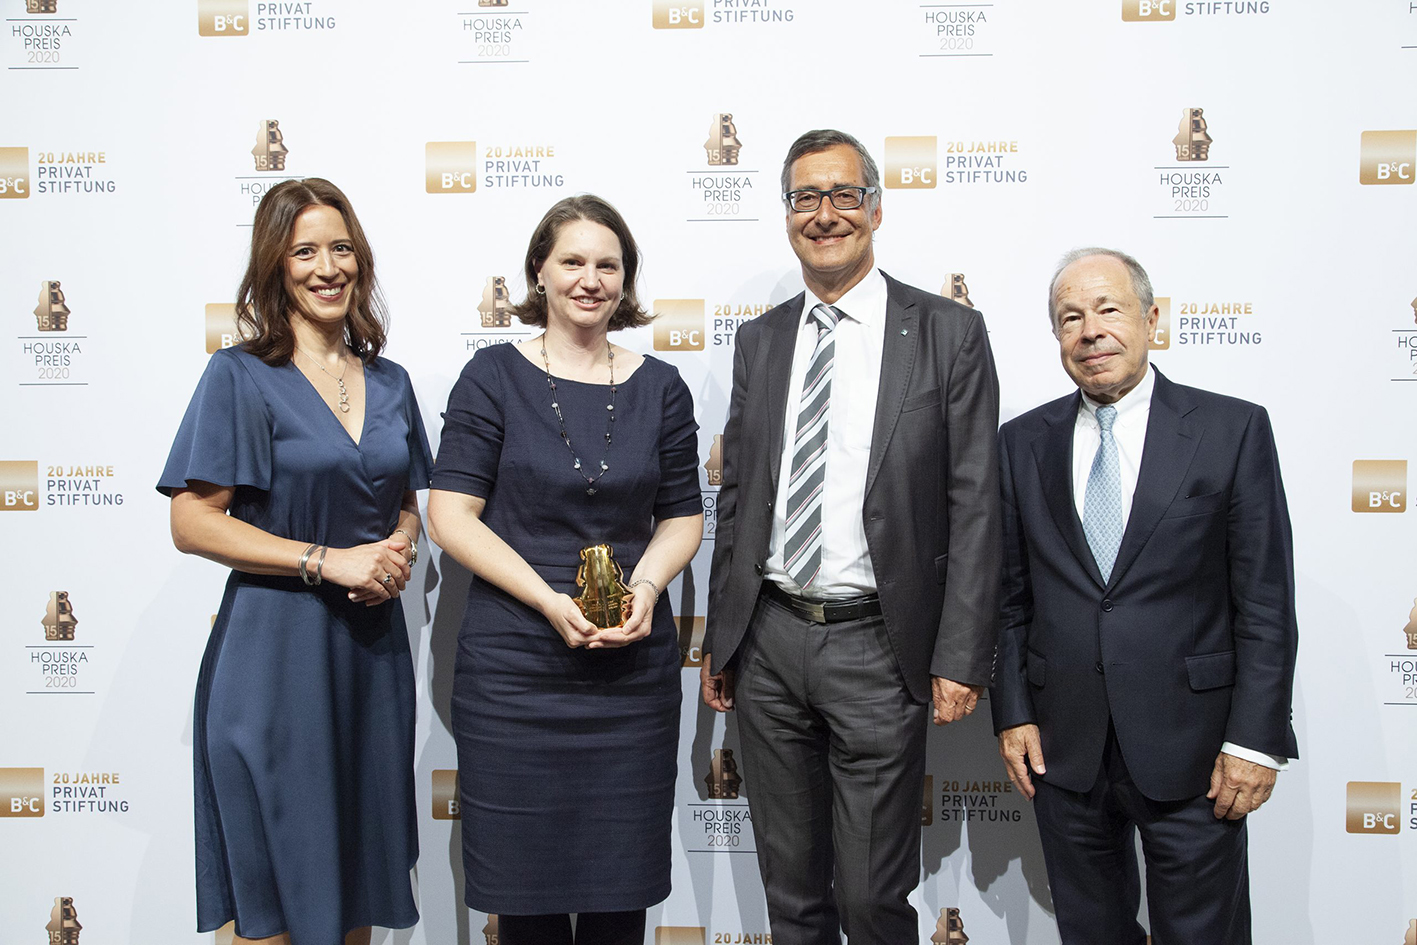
[783,303,840,589]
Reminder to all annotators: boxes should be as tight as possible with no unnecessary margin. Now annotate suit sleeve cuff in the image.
[1221,741,1289,771]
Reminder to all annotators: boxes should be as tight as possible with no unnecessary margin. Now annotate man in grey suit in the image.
[700,128,1002,944]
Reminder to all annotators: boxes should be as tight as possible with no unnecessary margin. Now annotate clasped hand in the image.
[540,582,657,649]
[322,535,412,606]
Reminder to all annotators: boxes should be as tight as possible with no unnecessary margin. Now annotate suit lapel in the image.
[865,277,918,495]
[1107,371,1198,588]
[763,295,804,469]
[1030,394,1105,588]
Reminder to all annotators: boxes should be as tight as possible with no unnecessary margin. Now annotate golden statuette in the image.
[573,544,631,629]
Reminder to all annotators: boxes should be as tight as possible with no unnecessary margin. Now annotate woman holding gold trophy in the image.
[428,195,703,945]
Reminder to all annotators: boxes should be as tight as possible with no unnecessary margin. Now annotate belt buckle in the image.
[803,599,827,623]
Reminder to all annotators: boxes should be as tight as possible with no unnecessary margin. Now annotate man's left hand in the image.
[1206,751,1278,820]
[931,677,983,725]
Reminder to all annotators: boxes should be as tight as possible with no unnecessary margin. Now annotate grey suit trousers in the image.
[734,590,929,945]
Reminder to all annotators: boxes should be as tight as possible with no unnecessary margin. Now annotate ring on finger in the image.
[382,573,394,585]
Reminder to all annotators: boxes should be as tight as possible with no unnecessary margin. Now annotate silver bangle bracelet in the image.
[628,578,660,599]
[313,545,328,585]
[298,543,319,586]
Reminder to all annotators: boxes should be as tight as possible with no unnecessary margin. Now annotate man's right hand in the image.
[700,661,735,712]
[998,724,1046,799]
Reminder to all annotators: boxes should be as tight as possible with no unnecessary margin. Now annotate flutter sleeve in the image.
[654,366,702,520]
[431,349,506,498]
[401,365,435,491]
[156,348,272,496]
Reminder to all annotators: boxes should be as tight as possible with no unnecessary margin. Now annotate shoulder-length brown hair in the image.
[510,194,651,331]
[235,178,388,365]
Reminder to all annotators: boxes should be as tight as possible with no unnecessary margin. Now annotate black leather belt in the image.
[762,581,882,624]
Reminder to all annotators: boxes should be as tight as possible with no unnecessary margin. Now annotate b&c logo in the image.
[652,1,704,28]
[653,300,705,351]
[1352,460,1407,513]
[431,769,460,820]
[426,142,478,194]
[676,614,705,667]
[1149,297,1171,351]
[0,147,30,199]
[205,303,240,354]
[1345,780,1401,834]
[1121,0,1174,20]
[885,136,937,189]
[197,0,248,36]
[1,461,40,512]
[1360,131,1417,186]
[0,767,44,817]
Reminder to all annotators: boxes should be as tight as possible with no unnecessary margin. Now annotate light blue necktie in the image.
[1083,405,1123,582]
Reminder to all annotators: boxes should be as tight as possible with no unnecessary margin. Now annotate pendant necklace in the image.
[296,345,351,413]
[540,337,615,495]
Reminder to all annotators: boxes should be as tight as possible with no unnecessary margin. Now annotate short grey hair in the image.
[780,129,882,213]
[1047,247,1155,328]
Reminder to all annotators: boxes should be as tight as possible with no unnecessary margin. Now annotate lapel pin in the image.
[900,329,908,336]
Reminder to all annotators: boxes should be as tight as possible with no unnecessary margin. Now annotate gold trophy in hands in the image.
[574,544,631,629]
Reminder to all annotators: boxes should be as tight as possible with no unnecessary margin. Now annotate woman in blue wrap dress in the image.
[159,179,431,945]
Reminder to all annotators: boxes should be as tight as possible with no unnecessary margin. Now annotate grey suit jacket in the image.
[704,272,1002,702]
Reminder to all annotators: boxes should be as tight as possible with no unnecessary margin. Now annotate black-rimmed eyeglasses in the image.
[782,186,878,213]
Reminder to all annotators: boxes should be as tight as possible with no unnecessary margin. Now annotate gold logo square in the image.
[1346,781,1401,834]
[1352,460,1407,513]
[652,1,704,28]
[0,461,39,512]
[205,303,240,354]
[426,142,478,194]
[197,0,249,36]
[1121,0,1175,20]
[0,148,30,199]
[655,930,707,945]
[676,615,705,667]
[0,767,44,817]
[1149,297,1171,350]
[653,300,705,351]
[884,136,937,189]
[431,769,461,820]
[1360,131,1417,186]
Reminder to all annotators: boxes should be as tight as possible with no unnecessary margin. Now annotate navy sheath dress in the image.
[433,342,701,914]
[157,345,433,944]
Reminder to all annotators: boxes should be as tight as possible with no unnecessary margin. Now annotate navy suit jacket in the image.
[990,369,1299,801]
[705,273,1002,702]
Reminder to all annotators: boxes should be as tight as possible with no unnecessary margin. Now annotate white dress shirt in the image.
[1070,365,1286,771]
[764,268,886,599]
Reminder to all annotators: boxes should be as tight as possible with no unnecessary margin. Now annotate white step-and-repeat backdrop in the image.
[3,0,1415,942]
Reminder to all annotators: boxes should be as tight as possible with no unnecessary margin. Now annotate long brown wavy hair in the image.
[510,194,651,331]
[235,178,388,365]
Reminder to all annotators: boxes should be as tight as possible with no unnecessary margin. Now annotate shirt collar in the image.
[1078,363,1155,424]
[801,268,885,330]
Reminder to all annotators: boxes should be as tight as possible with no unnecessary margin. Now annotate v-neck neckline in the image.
[292,355,369,448]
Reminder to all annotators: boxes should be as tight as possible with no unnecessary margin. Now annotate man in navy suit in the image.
[991,248,1299,944]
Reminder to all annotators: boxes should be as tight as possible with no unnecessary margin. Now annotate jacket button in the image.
[1101,599,1114,612]
[1095,662,1105,674]
[754,563,763,575]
